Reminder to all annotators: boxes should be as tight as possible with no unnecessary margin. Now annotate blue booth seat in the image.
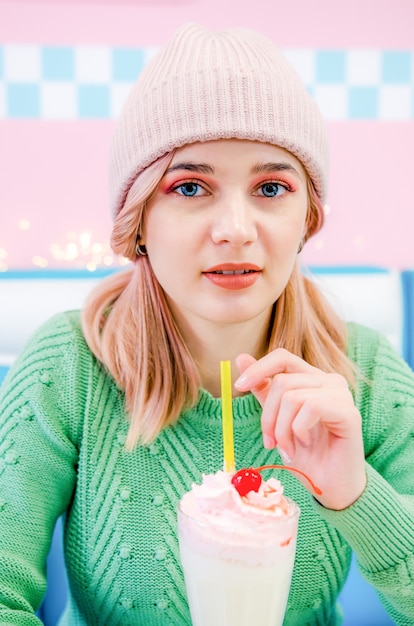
[0,365,8,386]
[339,557,395,625]
[36,518,69,624]
[402,270,414,370]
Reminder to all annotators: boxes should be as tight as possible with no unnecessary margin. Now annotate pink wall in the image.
[2,0,413,48]
[1,0,413,271]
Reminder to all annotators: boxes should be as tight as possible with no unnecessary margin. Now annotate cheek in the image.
[145,223,189,288]
[288,207,308,243]
[143,210,174,250]
[267,213,307,250]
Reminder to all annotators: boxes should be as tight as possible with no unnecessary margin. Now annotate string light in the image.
[32,256,48,268]
[314,238,325,250]
[18,219,31,231]
[50,231,113,267]
[0,226,132,271]
[47,230,130,270]
[0,248,8,272]
[3,213,372,273]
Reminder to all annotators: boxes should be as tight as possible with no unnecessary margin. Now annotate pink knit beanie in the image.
[109,23,329,217]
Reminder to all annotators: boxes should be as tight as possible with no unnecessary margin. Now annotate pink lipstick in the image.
[203,263,261,290]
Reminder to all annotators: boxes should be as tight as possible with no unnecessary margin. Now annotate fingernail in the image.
[278,448,292,464]
[263,435,275,449]
[234,375,247,389]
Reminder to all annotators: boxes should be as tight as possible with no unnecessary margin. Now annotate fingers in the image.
[235,353,256,374]
[235,351,365,508]
[234,350,321,450]
[261,379,324,454]
[265,381,358,459]
[235,349,320,439]
[271,388,328,458]
[235,348,318,393]
[235,349,355,455]
[237,357,328,449]
[235,353,272,406]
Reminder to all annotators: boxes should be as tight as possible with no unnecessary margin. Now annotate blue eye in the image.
[259,182,286,197]
[175,182,202,197]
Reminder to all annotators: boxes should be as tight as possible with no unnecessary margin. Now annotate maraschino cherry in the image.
[231,468,262,496]
[231,465,322,496]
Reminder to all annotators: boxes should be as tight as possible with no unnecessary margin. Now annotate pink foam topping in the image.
[179,471,299,565]
[180,470,295,525]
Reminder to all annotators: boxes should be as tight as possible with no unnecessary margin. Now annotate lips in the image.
[203,263,261,290]
[204,263,261,274]
[210,269,254,275]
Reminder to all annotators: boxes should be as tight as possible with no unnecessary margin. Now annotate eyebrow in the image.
[165,162,215,175]
[252,162,302,178]
[164,160,302,178]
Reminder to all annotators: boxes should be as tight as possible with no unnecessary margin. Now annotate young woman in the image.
[0,23,413,625]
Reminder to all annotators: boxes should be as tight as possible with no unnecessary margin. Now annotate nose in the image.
[211,193,258,247]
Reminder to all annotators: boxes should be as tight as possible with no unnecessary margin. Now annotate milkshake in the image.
[178,469,300,626]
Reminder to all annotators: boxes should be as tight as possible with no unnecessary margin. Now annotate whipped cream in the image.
[179,471,299,565]
[181,470,293,521]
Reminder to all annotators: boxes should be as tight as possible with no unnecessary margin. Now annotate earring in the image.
[297,239,304,254]
[135,236,147,257]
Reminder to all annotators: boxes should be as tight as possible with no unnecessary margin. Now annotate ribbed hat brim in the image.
[109,23,329,217]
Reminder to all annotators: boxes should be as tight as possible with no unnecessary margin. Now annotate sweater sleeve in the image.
[0,312,87,624]
[314,325,414,625]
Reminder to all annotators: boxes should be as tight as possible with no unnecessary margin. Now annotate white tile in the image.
[4,45,41,82]
[143,46,160,66]
[40,82,77,119]
[378,85,412,120]
[346,50,381,86]
[283,49,316,87]
[74,46,112,83]
[313,85,348,120]
[110,82,133,118]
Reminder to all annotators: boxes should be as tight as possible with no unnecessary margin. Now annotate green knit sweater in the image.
[0,311,414,625]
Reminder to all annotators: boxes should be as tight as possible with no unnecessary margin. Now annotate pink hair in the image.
[82,152,353,450]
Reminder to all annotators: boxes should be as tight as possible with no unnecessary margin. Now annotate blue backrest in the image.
[339,555,395,625]
[36,519,68,624]
[0,366,8,386]
[402,270,414,370]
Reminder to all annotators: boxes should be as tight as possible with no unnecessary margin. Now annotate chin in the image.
[205,305,269,325]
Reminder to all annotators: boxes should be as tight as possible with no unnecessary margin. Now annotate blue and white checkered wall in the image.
[0,45,413,119]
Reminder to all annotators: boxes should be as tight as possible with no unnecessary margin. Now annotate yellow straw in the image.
[220,360,235,473]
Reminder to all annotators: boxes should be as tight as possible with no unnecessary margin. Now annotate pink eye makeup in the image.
[250,160,302,195]
[250,172,298,199]
[171,180,207,197]
[254,179,294,198]
[156,157,303,200]
[160,176,209,196]
[159,168,213,197]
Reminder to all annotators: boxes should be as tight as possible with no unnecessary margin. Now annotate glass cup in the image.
[178,499,300,626]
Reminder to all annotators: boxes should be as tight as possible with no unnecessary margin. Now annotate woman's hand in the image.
[235,350,367,511]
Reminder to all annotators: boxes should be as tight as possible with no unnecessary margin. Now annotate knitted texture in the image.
[1,313,414,625]
[109,23,329,218]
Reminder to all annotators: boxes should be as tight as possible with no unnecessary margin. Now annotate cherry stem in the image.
[256,464,323,496]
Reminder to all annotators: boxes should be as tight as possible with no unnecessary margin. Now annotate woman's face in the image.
[143,139,308,333]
